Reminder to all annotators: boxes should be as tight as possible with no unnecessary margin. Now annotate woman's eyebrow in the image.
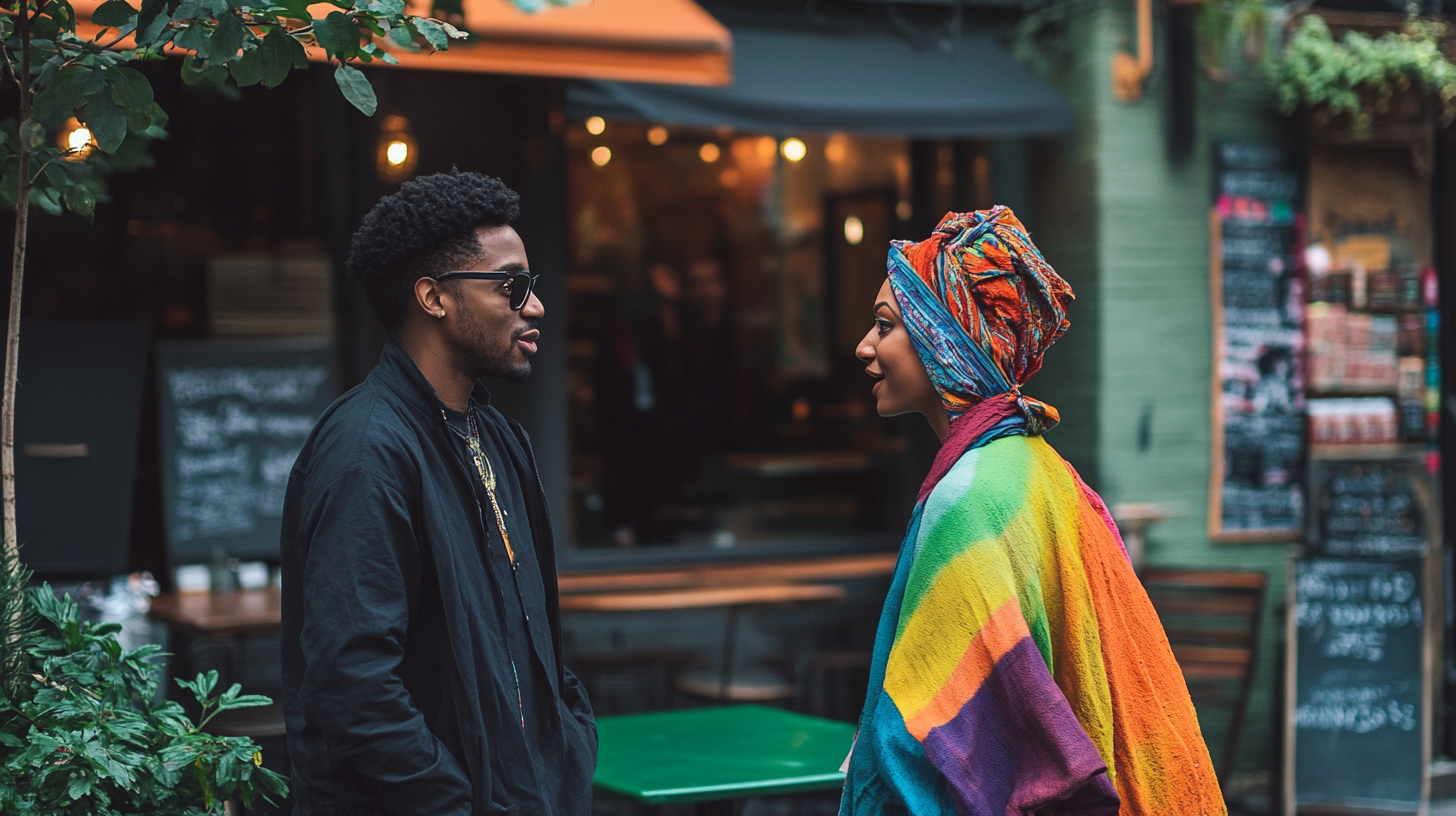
[875,302,893,313]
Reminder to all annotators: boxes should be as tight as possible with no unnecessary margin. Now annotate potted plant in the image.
[1270,14,1456,137]
[0,561,286,815]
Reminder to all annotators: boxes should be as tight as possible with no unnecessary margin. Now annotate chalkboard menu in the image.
[1210,141,1306,540]
[1290,556,1427,811]
[157,338,337,562]
[1308,456,1429,558]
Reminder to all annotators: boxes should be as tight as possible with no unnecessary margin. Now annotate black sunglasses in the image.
[436,270,540,311]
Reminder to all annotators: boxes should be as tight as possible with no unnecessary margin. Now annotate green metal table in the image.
[593,705,857,815]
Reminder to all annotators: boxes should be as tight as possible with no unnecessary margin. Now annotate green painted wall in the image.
[1029,0,1296,780]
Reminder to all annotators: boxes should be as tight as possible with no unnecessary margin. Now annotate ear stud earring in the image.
[436,312,445,319]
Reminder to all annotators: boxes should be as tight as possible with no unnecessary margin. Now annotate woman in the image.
[843,208,1225,816]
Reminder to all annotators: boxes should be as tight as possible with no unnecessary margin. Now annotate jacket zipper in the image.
[441,410,528,730]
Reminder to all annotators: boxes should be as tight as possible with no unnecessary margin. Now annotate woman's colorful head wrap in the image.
[887,206,1073,434]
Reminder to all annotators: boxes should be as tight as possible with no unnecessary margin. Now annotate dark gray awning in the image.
[566,26,1073,138]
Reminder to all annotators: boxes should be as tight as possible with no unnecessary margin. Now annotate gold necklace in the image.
[465,412,516,565]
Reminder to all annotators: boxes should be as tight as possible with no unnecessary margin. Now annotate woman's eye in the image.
[875,318,893,335]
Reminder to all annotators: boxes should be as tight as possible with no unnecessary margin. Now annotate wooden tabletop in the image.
[558,552,897,595]
[559,583,846,612]
[147,552,895,627]
[149,588,282,635]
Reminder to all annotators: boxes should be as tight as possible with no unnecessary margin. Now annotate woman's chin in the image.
[874,398,907,418]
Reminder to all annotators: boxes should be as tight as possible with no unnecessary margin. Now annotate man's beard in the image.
[458,305,534,383]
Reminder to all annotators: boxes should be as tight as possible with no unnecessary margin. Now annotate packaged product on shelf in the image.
[1307,302,1346,392]
[1398,313,1425,357]
[1308,397,1399,446]
[1398,357,1426,441]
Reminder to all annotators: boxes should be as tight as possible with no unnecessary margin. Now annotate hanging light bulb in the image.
[376,115,418,182]
[58,118,95,161]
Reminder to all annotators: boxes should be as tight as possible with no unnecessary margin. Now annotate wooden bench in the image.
[1140,568,1268,787]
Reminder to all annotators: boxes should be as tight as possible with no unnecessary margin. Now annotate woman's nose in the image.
[856,329,876,362]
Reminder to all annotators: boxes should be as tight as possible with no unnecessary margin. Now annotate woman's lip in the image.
[872,380,883,396]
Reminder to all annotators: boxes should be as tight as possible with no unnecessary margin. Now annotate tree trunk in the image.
[4,0,31,565]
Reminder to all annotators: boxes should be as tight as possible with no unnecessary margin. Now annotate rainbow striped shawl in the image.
[840,399,1226,816]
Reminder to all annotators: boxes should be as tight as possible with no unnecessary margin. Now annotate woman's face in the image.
[857,279,942,420]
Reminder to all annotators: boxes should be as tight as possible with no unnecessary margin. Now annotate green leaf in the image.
[134,0,171,46]
[107,66,153,125]
[314,11,360,59]
[270,0,312,21]
[259,27,303,87]
[180,54,228,87]
[173,21,209,55]
[19,119,45,149]
[30,13,61,40]
[386,21,416,49]
[368,0,403,16]
[334,63,376,115]
[414,17,447,50]
[172,0,203,19]
[33,186,63,215]
[91,0,138,27]
[67,774,93,800]
[230,43,264,86]
[49,64,93,108]
[209,11,245,62]
[196,669,219,698]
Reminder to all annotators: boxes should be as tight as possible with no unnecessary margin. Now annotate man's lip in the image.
[518,339,538,355]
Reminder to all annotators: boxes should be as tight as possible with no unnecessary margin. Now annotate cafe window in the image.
[565,121,941,550]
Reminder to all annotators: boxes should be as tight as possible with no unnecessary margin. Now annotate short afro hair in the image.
[346,170,521,335]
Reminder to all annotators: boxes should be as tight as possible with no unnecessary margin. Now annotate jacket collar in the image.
[374,337,493,418]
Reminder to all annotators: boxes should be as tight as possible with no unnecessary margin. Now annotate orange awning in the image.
[73,0,732,87]
[395,0,731,86]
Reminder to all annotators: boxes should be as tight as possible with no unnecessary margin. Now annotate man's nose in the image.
[522,291,545,318]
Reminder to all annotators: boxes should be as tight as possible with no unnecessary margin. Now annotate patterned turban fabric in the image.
[886,206,1073,435]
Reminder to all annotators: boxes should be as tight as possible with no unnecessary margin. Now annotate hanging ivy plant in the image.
[1270,15,1456,133]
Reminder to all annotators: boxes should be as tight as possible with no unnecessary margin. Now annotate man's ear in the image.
[414,277,451,320]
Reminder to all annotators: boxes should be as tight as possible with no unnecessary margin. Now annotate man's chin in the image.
[491,361,531,384]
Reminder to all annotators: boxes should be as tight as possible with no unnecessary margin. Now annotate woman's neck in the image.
[925,405,950,442]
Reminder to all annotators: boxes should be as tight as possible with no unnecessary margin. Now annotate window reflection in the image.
[566,123,923,550]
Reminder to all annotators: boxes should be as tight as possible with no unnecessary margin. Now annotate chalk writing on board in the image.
[1294,557,1423,766]
[1214,142,1306,537]
[1296,685,1418,733]
[166,365,329,544]
[1313,462,1427,557]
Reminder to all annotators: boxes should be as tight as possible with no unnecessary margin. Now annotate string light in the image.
[376,115,418,182]
[699,143,721,163]
[58,118,95,161]
[844,216,864,245]
[647,126,669,145]
[780,138,807,162]
[585,116,606,135]
[591,146,612,166]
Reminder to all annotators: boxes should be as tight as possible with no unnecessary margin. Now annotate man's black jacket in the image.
[280,339,596,816]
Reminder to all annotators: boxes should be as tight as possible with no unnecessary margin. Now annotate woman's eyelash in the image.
[876,318,893,332]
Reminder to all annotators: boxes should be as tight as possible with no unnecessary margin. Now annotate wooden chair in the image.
[1139,568,1267,787]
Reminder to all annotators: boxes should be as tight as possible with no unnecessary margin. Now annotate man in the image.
[280,170,595,816]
